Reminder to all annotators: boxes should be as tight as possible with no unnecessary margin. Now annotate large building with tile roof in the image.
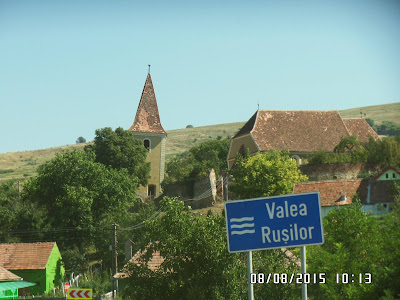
[129,72,166,198]
[227,110,379,169]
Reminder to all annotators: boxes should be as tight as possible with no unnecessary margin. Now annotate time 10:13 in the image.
[336,273,372,284]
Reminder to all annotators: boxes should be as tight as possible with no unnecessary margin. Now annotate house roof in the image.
[373,166,400,181]
[0,266,21,281]
[129,74,166,134]
[293,179,367,207]
[248,110,351,153]
[114,243,165,279]
[0,242,56,270]
[342,119,379,142]
[293,179,398,206]
[368,180,399,204]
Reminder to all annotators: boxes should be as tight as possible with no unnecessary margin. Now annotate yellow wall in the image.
[227,134,259,169]
[133,133,166,198]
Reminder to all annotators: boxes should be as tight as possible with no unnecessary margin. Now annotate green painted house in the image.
[0,266,35,300]
[0,242,65,297]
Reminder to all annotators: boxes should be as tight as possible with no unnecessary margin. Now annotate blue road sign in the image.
[225,192,324,253]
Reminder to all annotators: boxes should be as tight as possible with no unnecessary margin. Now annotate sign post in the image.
[225,192,324,299]
[247,251,254,300]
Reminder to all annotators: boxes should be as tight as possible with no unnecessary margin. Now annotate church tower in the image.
[129,70,166,198]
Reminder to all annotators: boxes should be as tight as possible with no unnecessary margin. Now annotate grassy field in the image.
[1,102,398,183]
[339,102,400,124]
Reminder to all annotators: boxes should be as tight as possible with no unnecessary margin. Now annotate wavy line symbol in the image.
[230,216,255,236]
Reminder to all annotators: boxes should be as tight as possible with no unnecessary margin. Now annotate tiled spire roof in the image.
[129,74,166,134]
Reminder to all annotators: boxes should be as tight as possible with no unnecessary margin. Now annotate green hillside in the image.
[1,102,398,183]
[339,102,400,125]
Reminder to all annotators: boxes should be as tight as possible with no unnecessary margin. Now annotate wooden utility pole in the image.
[112,223,118,298]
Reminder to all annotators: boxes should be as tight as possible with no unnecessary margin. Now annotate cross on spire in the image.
[148,64,151,74]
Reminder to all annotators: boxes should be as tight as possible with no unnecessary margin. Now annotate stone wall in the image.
[163,169,217,209]
[300,163,383,181]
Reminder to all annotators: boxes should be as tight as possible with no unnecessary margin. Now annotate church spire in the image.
[129,72,166,134]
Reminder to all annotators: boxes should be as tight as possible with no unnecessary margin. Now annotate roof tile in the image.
[251,110,351,152]
[129,74,166,134]
[0,242,55,270]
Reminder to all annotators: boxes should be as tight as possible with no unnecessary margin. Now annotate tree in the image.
[85,127,150,186]
[365,118,375,128]
[334,136,362,153]
[366,137,400,167]
[308,200,400,299]
[22,150,139,256]
[231,150,308,199]
[122,197,300,300]
[122,197,247,300]
[164,139,230,185]
[76,136,86,144]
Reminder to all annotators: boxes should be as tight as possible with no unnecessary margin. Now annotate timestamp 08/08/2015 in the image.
[250,273,372,285]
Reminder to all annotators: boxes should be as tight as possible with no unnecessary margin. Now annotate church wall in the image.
[227,134,259,169]
[134,133,166,198]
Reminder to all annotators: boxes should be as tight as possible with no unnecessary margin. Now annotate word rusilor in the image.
[262,201,314,244]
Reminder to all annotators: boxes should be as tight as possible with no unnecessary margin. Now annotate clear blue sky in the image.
[1,0,399,153]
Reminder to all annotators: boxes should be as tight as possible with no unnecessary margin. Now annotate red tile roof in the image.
[293,179,367,206]
[129,74,166,134]
[249,110,351,152]
[342,119,379,142]
[233,111,380,154]
[0,266,21,281]
[294,179,398,206]
[114,243,165,279]
[368,180,399,204]
[0,242,56,270]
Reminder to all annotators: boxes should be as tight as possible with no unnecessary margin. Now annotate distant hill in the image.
[339,102,400,125]
[1,102,398,183]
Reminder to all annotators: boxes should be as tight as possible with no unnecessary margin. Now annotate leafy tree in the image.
[375,121,400,136]
[231,150,308,199]
[164,139,230,185]
[308,200,400,299]
[0,181,22,242]
[186,125,194,128]
[85,127,150,186]
[310,136,400,167]
[122,197,247,300]
[122,197,301,300]
[76,136,86,144]
[22,150,139,256]
[334,136,362,153]
[365,118,375,128]
[366,137,400,167]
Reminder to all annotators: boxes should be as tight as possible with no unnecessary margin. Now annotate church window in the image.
[144,139,151,152]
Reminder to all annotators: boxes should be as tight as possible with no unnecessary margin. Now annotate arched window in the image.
[291,155,302,166]
[144,139,151,152]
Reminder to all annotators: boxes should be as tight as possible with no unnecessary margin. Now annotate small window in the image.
[386,174,389,179]
[144,139,151,152]
[393,173,396,179]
